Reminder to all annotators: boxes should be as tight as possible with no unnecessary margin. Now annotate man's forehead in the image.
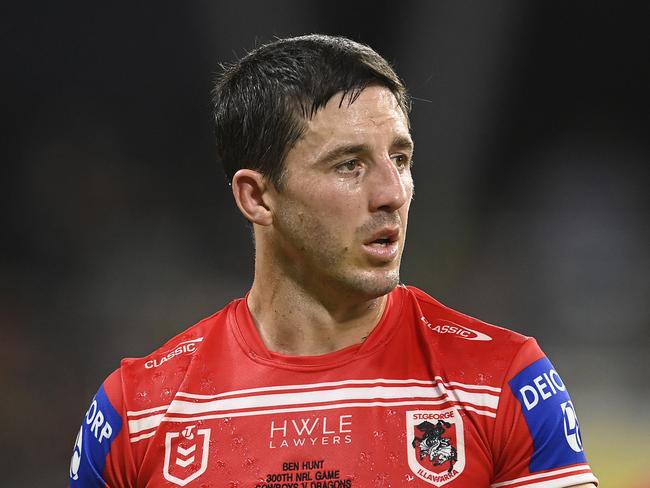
[304,86,410,138]
[318,85,403,115]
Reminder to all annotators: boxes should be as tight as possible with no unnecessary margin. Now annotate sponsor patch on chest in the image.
[268,414,353,449]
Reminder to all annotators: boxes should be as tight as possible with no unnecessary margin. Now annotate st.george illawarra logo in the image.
[406,409,465,486]
[163,425,211,486]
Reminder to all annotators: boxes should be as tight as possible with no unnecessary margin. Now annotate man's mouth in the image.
[365,228,400,246]
[362,228,400,260]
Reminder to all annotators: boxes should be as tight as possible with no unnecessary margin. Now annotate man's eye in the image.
[392,154,411,169]
[336,160,360,173]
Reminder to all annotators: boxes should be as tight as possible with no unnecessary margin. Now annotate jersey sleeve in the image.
[492,338,598,487]
[69,369,135,487]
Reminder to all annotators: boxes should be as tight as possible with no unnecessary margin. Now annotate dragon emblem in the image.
[412,420,458,473]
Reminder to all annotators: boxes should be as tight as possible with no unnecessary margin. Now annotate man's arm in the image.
[491,340,599,487]
[69,370,133,487]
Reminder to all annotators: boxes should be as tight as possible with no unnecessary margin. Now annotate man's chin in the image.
[344,268,401,300]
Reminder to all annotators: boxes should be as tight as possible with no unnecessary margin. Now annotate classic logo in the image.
[163,425,211,486]
[145,338,203,369]
[420,317,492,341]
[406,409,465,486]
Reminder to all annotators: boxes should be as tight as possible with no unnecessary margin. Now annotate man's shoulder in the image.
[401,284,534,366]
[401,284,546,392]
[126,301,234,363]
[113,298,242,407]
[404,285,529,343]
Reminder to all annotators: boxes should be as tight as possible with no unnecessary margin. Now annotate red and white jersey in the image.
[69,285,598,487]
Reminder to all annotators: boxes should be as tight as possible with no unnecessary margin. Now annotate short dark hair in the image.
[212,34,410,188]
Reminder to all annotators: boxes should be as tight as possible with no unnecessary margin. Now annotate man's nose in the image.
[368,157,411,212]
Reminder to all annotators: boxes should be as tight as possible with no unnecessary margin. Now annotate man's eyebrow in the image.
[392,135,414,152]
[317,143,371,165]
[317,136,414,165]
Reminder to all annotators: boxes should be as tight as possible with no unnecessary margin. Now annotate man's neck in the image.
[246,276,388,356]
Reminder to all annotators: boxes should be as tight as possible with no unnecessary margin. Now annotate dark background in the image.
[2,2,648,486]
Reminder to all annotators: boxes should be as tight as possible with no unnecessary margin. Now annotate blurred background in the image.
[2,1,648,486]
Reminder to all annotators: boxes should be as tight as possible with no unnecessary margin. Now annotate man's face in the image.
[268,85,414,300]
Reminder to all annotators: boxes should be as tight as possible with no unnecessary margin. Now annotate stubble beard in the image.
[275,209,404,300]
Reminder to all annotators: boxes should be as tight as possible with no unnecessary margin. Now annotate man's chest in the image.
[130,378,499,486]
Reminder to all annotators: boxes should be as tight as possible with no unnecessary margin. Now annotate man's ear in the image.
[231,169,273,226]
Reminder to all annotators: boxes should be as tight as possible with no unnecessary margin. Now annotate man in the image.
[69,35,598,487]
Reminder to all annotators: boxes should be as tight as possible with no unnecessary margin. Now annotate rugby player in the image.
[69,34,598,487]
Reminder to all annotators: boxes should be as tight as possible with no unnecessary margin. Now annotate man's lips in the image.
[362,227,400,261]
[363,227,400,246]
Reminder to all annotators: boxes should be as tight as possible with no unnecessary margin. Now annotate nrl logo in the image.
[406,409,465,486]
[163,425,211,486]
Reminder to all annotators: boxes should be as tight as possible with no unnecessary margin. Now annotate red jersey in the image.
[69,285,598,487]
